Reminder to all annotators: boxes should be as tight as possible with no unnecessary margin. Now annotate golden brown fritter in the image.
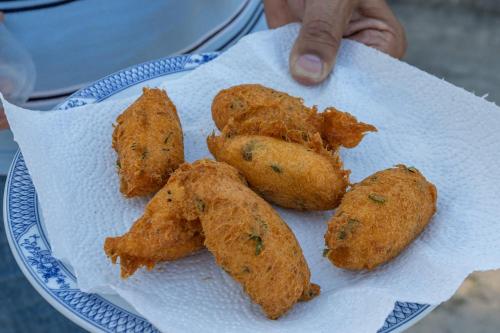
[104,160,246,279]
[211,84,376,149]
[324,165,437,270]
[175,159,319,319]
[105,159,319,318]
[207,134,349,210]
[112,87,184,197]
[104,182,204,279]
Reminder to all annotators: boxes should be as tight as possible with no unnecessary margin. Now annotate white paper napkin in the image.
[3,24,500,333]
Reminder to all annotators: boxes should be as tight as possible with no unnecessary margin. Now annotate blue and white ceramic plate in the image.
[4,53,435,333]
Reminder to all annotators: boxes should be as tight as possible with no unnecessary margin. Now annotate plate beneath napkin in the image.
[3,24,500,333]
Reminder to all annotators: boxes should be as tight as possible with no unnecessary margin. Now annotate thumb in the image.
[290,0,356,85]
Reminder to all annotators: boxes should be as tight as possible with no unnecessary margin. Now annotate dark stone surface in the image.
[390,1,500,105]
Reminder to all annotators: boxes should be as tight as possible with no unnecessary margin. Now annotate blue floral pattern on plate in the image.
[3,53,430,333]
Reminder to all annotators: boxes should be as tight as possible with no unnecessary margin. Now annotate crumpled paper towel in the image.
[3,24,500,333]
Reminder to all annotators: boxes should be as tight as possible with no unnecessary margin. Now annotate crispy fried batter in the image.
[105,159,319,317]
[324,165,437,270]
[104,160,246,279]
[208,134,349,210]
[112,87,184,197]
[212,84,376,149]
[175,159,319,319]
[104,182,203,279]
[321,107,377,149]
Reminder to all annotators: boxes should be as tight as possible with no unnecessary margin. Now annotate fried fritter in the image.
[104,160,246,278]
[207,134,349,210]
[112,87,184,197]
[212,84,376,149]
[175,159,319,319]
[324,165,437,270]
[105,159,319,317]
[104,182,203,279]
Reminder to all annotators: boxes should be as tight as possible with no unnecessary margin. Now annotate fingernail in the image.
[293,54,324,81]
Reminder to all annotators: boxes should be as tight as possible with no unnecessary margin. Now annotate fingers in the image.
[263,0,298,28]
[353,0,407,58]
[347,25,406,60]
[344,17,391,36]
[289,0,357,85]
[348,29,393,55]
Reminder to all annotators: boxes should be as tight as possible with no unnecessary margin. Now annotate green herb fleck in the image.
[116,160,121,169]
[348,218,360,226]
[338,230,347,240]
[141,150,148,160]
[407,166,418,173]
[270,164,283,173]
[195,198,206,213]
[336,218,360,241]
[295,199,307,210]
[164,132,172,144]
[322,248,330,257]
[241,141,257,161]
[369,193,386,204]
[249,234,264,256]
[255,216,268,233]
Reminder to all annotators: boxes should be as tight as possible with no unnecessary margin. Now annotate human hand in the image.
[264,0,406,85]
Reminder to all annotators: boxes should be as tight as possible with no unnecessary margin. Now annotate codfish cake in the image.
[177,160,320,319]
[208,134,348,210]
[104,160,246,278]
[104,182,203,278]
[113,87,184,197]
[212,84,376,149]
[324,165,437,270]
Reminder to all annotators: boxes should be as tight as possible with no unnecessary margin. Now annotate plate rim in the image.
[3,52,435,333]
[3,150,106,333]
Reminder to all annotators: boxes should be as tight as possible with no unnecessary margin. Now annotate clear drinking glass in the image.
[0,12,36,105]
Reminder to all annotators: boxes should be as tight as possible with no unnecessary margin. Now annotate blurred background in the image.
[1,0,499,332]
[392,1,500,332]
